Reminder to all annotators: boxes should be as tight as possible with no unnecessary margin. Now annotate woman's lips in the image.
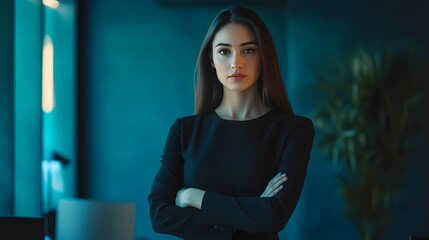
[229,73,246,80]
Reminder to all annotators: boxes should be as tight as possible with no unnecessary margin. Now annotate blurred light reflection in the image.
[42,160,65,212]
[42,35,55,113]
[42,0,60,9]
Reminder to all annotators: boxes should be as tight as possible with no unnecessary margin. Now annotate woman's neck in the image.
[215,84,270,121]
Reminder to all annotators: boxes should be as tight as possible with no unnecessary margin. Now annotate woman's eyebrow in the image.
[214,41,258,48]
[240,41,258,46]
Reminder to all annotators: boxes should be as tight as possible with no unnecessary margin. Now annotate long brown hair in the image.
[194,7,293,115]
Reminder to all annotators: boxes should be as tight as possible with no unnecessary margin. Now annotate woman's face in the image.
[211,23,261,93]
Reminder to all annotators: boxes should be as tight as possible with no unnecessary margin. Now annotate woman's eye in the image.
[243,48,256,54]
[218,49,230,55]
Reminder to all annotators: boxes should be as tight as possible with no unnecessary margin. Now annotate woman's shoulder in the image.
[268,110,314,137]
[171,111,216,126]
[270,109,313,126]
[178,111,212,121]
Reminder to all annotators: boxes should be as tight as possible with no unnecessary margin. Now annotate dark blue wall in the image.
[81,0,429,239]
[0,0,14,216]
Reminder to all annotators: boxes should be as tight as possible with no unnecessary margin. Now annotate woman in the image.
[148,7,314,240]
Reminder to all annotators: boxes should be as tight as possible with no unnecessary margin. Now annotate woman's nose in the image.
[231,53,243,70]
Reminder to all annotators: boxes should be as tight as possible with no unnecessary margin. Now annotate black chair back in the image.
[0,216,44,240]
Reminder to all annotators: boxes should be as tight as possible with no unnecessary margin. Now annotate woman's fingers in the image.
[269,185,283,197]
[268,173,287,190]
[260,173,288,197]
[272,173,287,184]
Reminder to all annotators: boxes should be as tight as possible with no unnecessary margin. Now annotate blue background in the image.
[1,0,428,239]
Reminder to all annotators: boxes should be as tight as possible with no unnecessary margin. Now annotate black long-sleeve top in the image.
[148,109,315,240]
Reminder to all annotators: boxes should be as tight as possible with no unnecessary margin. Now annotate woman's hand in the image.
[260,173,287,197]
[175,188,206,209]
[175,188,190,208]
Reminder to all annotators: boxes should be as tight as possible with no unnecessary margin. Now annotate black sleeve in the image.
[197,118,315,233]
[148,119,220,238]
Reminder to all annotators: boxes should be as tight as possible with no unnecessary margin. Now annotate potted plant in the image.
[312,48,427,240]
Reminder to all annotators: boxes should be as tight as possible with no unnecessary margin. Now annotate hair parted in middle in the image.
[194,6,294,115]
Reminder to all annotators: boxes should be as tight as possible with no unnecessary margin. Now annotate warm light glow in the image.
[43,0,60,9]
[42,35,55,113]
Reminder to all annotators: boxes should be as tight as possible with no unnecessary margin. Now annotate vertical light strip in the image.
[42,35,55,113]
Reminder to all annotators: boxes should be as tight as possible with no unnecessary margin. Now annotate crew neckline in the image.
[214,109,273,122]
